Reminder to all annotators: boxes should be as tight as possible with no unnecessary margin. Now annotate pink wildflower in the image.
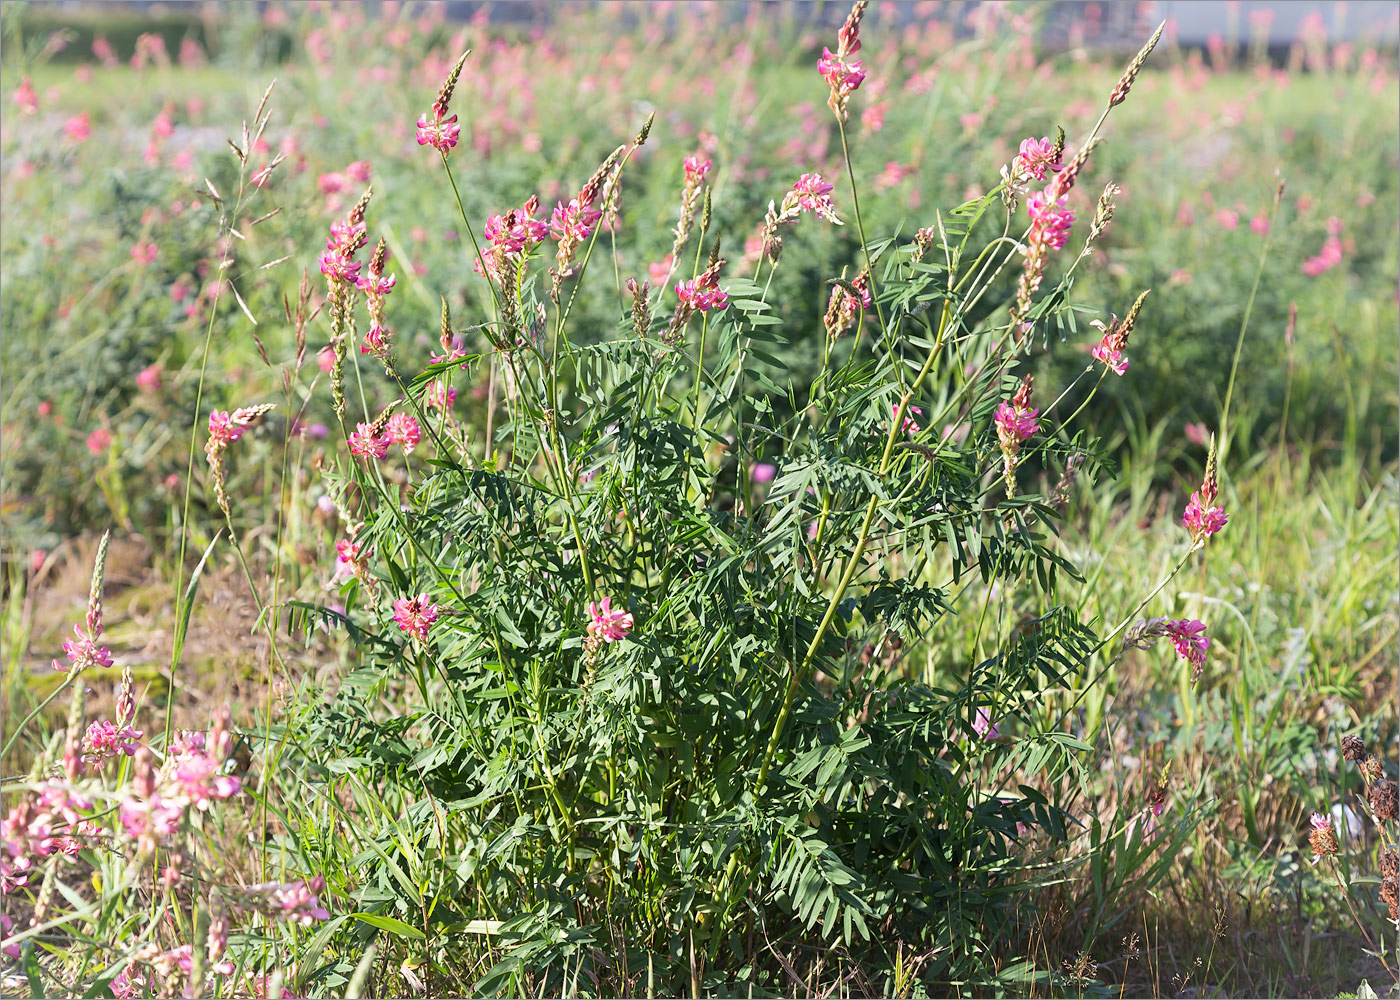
[895,403,922,435]
[55,625,113,674]
[1013,136,1063,182]
[64,112,91,142]
[586,596,634,644]
[348,423,389,459]
[85,427,112,455]
[792,173,838,218]
[1182,491,1228,541]
[108,967,147,999]
[1026,191,1075,250]
[83,719,142,766]
[972,707,1000,741]
[751,463,777,484]
[1184,422,1209,446]
[1165,618,1209,675]
[683,155,712,185]
[384,413,421,452]
[13,78,37,115]
[393,594,439,643]
[416,110,461,154]
[674,275,729,313]
[135,364,162,393]
[818,1,868,122]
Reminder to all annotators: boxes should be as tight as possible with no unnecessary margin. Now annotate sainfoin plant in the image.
[3,9,1275,997]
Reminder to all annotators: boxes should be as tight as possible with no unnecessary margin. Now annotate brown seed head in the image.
[1380,877,1399,920]
[1361,755,1385,782]
[1309,821,1339,859]
[1381,847,1399,881]
[1342,734,1367,762]
[1370,780,1398,822]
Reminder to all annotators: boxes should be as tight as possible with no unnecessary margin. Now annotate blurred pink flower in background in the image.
[64,113,92,142]
[136,365,162,393]
[86,428,112,455]
[12,78,37,115]
[1185,422,1210,446]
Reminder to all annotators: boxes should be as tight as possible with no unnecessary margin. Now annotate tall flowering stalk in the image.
[357,237,396,369]
[994,375,1039,497]
[668,153,712,271]
[664,249,729,345]
[415,50,468,154]
[549,146,620,302]
[823,270,871,341]
[319,187,372,423]
[1182,437,1228,548]
[1010,140,1096,333]
[819,1,868,123]
[205,404,275,517]
[1090,289,1150,376]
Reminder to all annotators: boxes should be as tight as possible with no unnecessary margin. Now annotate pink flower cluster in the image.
[1026,191,1075,251]
[550,197,603,244]
[333,537,370,584]
[819,1,868,122]
[416,110,461,154]
[3,781,97,892]
[479,196,548,281]
[357,241,396,360]
[1166,618,1209,673]
[1302,234,1343,276]
[824,271,872,340]
[683,155,712,186]
[393,593,440,643]
[586,596,634,644]
[1182,447,1227,546]
[1091,322,1129,375]
[349,413,421,459]
[82,719,142,768]
[1182,490,1228,541]
[1012,136,1063,183]
[117,716,242,855]
[55,625,113,674]
[791,173,840,221]
[675,270,730,313]
[994,377,1039,453]
[1128,616,1212,683]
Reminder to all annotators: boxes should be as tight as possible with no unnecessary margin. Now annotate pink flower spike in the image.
[393,594,439,643]
[993,402,1038,447]
[1165,618,1209,672]
[1182,491,1228,542]
[586,596,634,644]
